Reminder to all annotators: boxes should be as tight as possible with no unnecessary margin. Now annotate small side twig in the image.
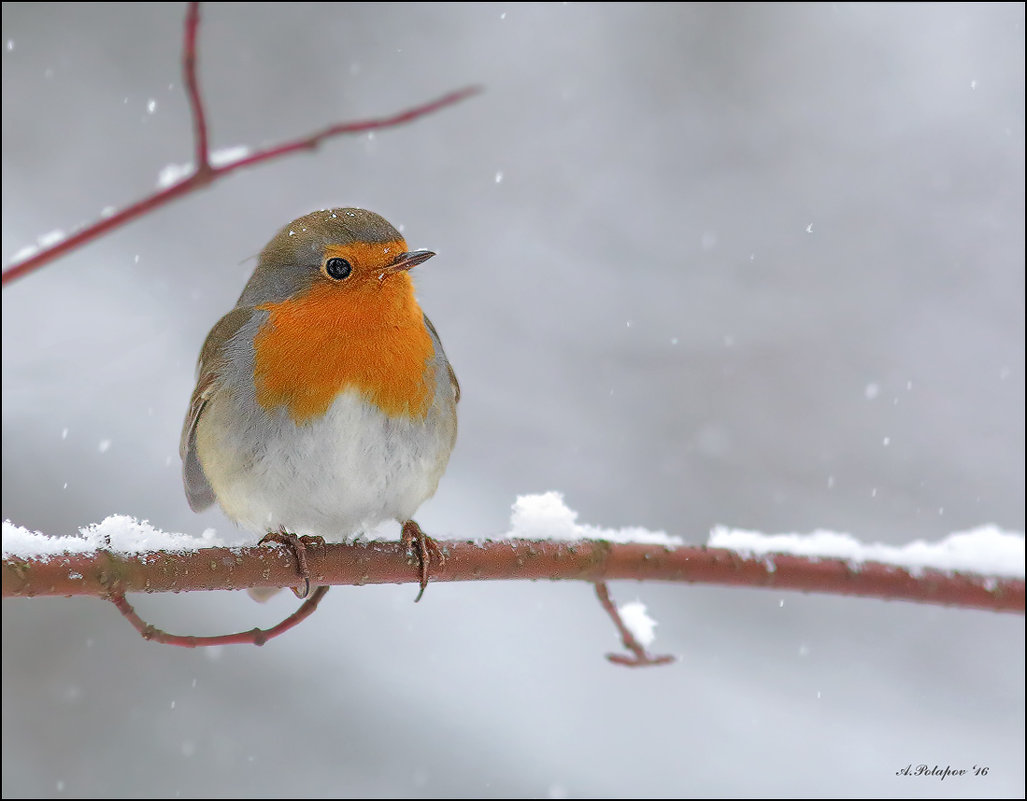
[109,586,330,648]
[1,2,480,286]
[182,1,210,174]
[594,582,675,668]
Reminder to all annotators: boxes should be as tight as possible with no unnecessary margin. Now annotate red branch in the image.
[183,2,209,172]
[594,581,676,667]
[1,2,479,286]
[3,539,1023,614]
[109,586,329,647]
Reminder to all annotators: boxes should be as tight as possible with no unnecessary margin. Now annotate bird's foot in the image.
[259,529,327,598]
[401,520,445,602]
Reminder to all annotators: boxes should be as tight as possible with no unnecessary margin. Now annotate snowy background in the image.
[3,3,1024,797]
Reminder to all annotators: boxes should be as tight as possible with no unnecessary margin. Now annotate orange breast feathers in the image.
[252,274,434,423]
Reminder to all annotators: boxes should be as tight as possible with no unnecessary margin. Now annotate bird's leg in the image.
[259,528,327,599]
[401,520,445,602]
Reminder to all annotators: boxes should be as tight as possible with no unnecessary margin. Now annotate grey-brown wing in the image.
[180,307,252,512]
[423,313,460,403]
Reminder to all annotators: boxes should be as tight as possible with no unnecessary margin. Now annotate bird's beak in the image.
[382,249,435,275]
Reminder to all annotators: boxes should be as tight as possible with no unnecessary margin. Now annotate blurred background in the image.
[3,2,1024,797]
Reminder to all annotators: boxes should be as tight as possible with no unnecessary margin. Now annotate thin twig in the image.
[594,581,675,667]
[182,2,210,173]
[1,2,480,286]
[109,586,329,647]
[213,86,481,175]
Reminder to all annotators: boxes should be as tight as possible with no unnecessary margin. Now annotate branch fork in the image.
[1,2,479,286]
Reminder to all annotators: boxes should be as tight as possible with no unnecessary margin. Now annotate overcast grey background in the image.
[2,2,1024,798]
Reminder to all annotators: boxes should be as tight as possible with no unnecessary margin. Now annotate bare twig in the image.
[109,586,330,647]
[182,2,210,173]
[1,2,479,286]
[4,538,1023,614]
[594,582,675,667]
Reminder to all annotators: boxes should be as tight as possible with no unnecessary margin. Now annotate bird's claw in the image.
[401,520,445,602]
[259,529,326,598]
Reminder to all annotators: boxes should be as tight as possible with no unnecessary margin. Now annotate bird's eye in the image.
[324,257,352,280]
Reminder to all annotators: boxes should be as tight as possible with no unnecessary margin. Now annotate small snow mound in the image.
[507,492,682,545]
[157,162,193,188]
[210,145,249,166]
[509,492,579,539]
[2,517,245,560]
[618,600,658,646]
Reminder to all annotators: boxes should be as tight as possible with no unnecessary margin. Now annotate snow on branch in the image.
[709,524,1024,580]
[3,493,1024,615]
[1,2,479,286]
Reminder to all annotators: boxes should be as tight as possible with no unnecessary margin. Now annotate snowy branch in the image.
[0,2,479,286]
[3,532,1023,613]
[4,494,1022,651]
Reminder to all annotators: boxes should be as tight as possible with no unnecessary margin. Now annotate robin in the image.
[180,208,458,600]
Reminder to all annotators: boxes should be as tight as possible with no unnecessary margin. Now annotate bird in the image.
[180,208,458,600]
